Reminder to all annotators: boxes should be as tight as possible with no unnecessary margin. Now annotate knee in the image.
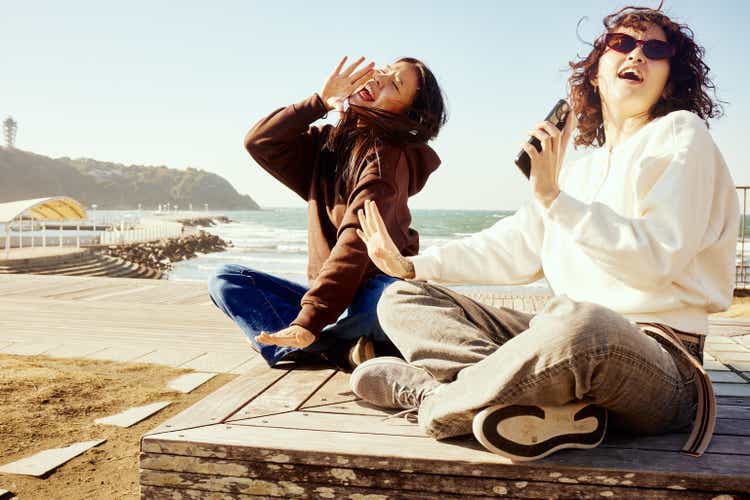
[207,264,254,303]
[376,280,430,331]
[534,296,631,353]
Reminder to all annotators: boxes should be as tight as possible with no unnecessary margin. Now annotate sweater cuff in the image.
[291,304,329,336]
[542,190,588,233]
[295,94,329,122]
[410,254,439,281]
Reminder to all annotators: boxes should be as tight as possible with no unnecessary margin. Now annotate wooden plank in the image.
[705,336,741,345]
[708,370,746,383]
[302,399,394,417]
[299,370,357,409]
[139,485,266,499]
[233,413,750,439]
[0,439,105,477]
[179,351,255,373]
[133,349,206,367]
[232,410,424,437]
[95,401,172,427]
[139,483,486,500]
[705,343,748,352]
[141,425,750,492]
[704,359,731,371]
[718,404,750,419]
[83,346,157,362]
[730,361,750,371]
[714,351,750,362]
[168,372,218,394]
[0,341,63,355]
[601,433,750,455]
[717,395,750,406]
[139,452,729,499]
[138,467,714,499]
[40,343,110,358]
[226,366,336,421]
[81,283,157,301]
[143,357,288,436]
[713,383,750,397]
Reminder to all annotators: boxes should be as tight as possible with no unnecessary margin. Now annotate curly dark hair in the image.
[568,5,723,148]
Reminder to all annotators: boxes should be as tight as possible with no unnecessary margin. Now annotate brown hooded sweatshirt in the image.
[244,94,440,335]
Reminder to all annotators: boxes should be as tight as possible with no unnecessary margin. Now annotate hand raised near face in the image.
[356,200,415,279]
[319,56,375,112]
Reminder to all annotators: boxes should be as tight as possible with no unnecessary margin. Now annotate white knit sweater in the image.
[412,110,739,334]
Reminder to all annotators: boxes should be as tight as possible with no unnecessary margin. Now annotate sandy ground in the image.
[0,354,236,500]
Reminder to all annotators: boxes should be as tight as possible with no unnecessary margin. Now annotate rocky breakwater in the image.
[98,231,231,273]
[176,216,232,227]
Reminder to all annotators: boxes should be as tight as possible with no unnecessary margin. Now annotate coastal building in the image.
[0,196,86,258]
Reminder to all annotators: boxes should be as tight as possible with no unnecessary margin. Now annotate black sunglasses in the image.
[604,33,676,60]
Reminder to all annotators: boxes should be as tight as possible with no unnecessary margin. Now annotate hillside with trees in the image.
[0,148,260,210]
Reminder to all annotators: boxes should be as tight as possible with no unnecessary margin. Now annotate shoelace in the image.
[382,384,433,425]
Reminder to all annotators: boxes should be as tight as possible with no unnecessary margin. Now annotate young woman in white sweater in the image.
[350,6,738,461]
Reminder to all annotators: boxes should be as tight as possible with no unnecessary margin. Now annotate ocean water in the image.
[165,208,521,286]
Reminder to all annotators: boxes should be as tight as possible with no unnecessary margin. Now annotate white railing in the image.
[98,220,183,245]
[1,217,184,258]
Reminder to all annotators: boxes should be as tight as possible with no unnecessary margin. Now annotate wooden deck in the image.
[140,367,750,499]
[1,274,749,498]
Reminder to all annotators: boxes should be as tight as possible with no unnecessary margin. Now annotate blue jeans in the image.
[207,263,398,367]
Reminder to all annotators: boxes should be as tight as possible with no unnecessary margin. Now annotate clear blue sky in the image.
[2,1,748,210]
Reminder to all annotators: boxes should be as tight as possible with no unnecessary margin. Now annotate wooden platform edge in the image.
[140,424,750,494]
[138,452,742,499]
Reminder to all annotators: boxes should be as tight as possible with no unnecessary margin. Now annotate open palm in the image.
[319,56,375,112]
[356,200,414,279]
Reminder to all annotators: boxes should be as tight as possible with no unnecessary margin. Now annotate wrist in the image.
[537,189,561,209]
[316,92,334,111]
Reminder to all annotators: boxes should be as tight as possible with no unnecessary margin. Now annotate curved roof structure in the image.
[0,197,86,224]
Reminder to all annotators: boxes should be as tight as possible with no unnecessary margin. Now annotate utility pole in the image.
[3,116,17,149]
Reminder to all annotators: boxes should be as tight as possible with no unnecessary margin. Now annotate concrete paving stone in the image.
[167,372,217,393]
[95,401,171,427]
[0,439,105,477]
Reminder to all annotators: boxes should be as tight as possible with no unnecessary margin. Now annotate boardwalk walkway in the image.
[0,274,749,497]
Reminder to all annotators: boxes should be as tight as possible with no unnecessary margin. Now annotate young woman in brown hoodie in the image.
[208,56,446,369]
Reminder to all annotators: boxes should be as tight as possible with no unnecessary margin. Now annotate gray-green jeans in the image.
[377,280,698,440]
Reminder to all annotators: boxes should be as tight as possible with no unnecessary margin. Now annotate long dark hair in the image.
[324,57,447,193]
[568,5,723,148]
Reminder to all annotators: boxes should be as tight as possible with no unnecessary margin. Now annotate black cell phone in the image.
[514,99,571,179]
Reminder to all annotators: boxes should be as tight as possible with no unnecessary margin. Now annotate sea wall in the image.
[97,230,231,272]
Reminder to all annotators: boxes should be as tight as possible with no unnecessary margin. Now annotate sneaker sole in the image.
[472,402,607,462]
[348,337,376,368]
